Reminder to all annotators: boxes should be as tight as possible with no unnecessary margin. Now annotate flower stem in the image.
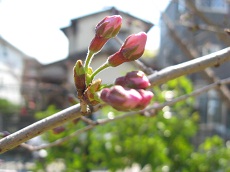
[84,50,94,73]
[90,62,110,81]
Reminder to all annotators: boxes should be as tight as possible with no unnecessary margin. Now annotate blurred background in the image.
[0,0,230,171]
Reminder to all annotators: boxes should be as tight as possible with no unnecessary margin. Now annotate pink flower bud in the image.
[96,15,122,38]
[89,15,122,53]
[135,89,153,110]
[107,32,147,67]
[52,126,65,134]
[100,85,142,111]
[0,131,10,138]
[115,71,150,89]
[114,76,126,87]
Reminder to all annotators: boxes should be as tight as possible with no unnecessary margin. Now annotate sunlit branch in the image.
[0,47,230,154]
[148,47,230,85]
[0,104,82,154]
[20,77,230,151]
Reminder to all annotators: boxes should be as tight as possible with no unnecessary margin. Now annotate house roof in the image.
[0,36,28,58]
[61,6,154,34]
[0,36,40,65]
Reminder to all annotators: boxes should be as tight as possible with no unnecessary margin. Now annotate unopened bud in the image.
[135,89,153,110]
[73,60,86,97]
[115,71,150,89]
[89,15,122,54]
[100,85,142,111]
[107,32,147,67]
[52,126,65,134]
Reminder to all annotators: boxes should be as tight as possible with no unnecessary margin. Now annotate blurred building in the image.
[0,36,40,167]
[0,36,42,131]
[156,0,230,144]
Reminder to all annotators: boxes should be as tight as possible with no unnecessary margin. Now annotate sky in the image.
[0,0,170,64]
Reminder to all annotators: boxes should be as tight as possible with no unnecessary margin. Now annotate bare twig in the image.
[0,104,82,154]
[162,13,230,104]
[21,77,230,151]
[177,21,227,34]
[148,47,230,85]
[80,116,97,125]
[185,1,230,45]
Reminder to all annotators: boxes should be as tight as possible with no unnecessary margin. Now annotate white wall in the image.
[0,38,25,105]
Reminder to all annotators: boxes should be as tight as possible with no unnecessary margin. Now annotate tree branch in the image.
[21,77,230,151]
[0,47,230,154]
[148,47,230,85]
[0,104,82,154]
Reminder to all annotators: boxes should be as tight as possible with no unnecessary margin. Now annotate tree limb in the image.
[148,47,230,85]
[21,77,230,151]
[0,47,230,154]
[0,104,82,154]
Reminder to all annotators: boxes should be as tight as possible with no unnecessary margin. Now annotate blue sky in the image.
[0,0,170,64]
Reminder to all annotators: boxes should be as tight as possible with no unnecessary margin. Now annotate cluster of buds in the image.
[100,71,153,111]
[73,15,152,113]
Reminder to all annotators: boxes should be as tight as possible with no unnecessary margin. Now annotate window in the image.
[195,0,228,13]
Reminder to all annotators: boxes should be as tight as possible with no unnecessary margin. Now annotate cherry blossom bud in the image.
[114,76,126,87]
[89,15,122,53]
[52,126,65,134]
[115,71,150,89]
[107,32,147,67]
[0,131,10,138]
[135,89,153,110]
[100,85,142,111]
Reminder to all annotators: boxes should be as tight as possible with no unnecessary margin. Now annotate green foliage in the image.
[34,76,230,172]
[188,135,230,172]
[0,98,19,115]
[35,105,59,119]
